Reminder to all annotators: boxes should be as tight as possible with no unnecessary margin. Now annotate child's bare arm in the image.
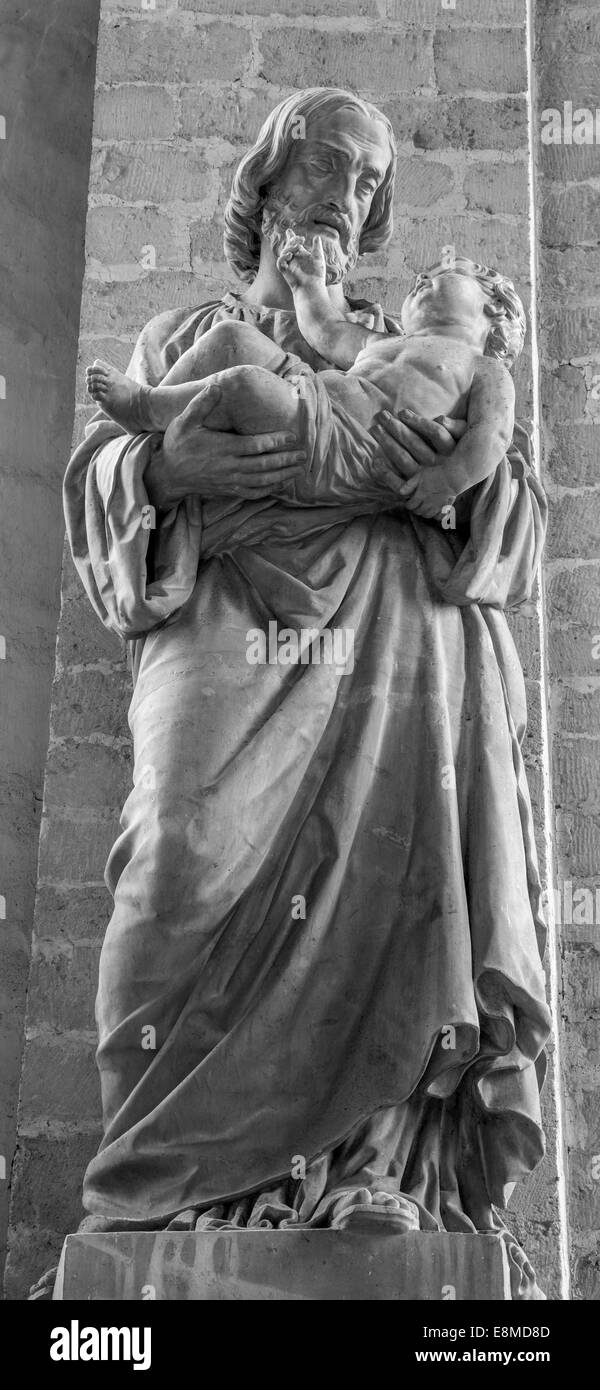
[277,233,387,369]
[398,358,515,521]
[442,358,515,495]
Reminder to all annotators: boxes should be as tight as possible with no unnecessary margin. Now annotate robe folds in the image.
[64,293,551,1299]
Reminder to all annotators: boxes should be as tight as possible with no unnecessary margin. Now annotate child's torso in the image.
[346,333,479,424]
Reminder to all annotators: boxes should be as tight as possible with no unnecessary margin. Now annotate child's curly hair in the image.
[428,255,527,370]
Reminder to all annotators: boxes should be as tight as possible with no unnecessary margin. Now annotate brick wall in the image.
[4,0,573,1298]
[535,0,600,1302]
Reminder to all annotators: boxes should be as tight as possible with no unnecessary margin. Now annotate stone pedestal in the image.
[53,1230,512,1300]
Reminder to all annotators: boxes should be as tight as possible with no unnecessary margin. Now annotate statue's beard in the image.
[261,190,360,285]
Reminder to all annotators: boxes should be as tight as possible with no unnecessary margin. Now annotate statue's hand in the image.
[371,409,467,478]
[397,463,456,521]
[146,384,306,509]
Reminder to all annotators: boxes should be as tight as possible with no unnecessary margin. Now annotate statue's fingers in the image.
[371,420,421,476]
[239,464,306,492]
[227,430,302,457]
[396,409,461,457]
[396,475,420,496]
[374,411,437,468]
[434,414,467,441]
[179,382,222,424]
[230,453,306,484]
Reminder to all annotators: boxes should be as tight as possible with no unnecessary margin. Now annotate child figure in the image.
[86,248,526,520]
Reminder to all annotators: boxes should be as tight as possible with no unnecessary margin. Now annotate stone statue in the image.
[60,87,550,1300]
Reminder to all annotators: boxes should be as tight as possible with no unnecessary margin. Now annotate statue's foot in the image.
[329,1188,422,1233]
[86,359,157,433]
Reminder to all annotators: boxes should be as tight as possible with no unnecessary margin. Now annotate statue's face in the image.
[262,108,391,283]
[401,266,490,336]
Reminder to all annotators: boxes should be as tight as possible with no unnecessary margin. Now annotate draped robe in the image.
[63,292,551,1299]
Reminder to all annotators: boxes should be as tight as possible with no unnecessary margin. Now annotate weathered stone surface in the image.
[94,85,177,141]
[546,494,600,560]
[43,739,132,813]
[553,741,600,815]
[507,612,542,681]
[36,811,120,885]
[90,142,217,204]
[547,564,600,630]
[57,549,127,666]
[387,0,525,21]
[554,686,600,738]
[434,28,527,94]
[86,206,190,274]
[541,366,587,421]
[389,214,531,282]
[547,426,600,489]
[51,667,131,740]
[539,142,600,183]
[96,18,251,85]
[463,160,529,215]
[33,884,113,947]
[542,186,600,249]
[19,1036,100,1125]
[4,1127,101,1299]
[541,246,600,300]
[181,85,284,144]
[27,943,99,1031]
[538,57,600,109]
[377,96,528,152]
[54,1231,512,1301]
[547,306,600,363]
[79,273,226,335]
[392,157,455,210]
[259,27,434,94]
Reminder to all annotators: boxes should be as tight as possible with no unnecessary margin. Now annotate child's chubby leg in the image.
[163,319,288,383]
[86,319,291,435]
[198,363,305,438]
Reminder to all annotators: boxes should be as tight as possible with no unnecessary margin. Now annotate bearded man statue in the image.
[59,87,550,1301]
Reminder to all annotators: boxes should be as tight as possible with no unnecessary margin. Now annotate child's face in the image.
[401,266,489,336]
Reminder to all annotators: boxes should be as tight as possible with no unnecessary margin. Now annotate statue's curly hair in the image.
[429,256,526,369]
[224,87,397,283]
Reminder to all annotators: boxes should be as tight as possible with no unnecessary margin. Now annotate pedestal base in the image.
[53,1230,512,1300]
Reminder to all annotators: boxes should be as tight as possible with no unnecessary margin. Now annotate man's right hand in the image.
[146,383,307,510]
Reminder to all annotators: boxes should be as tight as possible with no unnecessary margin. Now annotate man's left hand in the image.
[370,408,467,519]
[372,409,466,469]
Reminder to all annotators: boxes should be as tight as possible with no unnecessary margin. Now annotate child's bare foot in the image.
[86,359,159,433]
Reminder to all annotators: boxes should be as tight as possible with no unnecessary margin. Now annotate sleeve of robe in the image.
[63,308,547,641]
